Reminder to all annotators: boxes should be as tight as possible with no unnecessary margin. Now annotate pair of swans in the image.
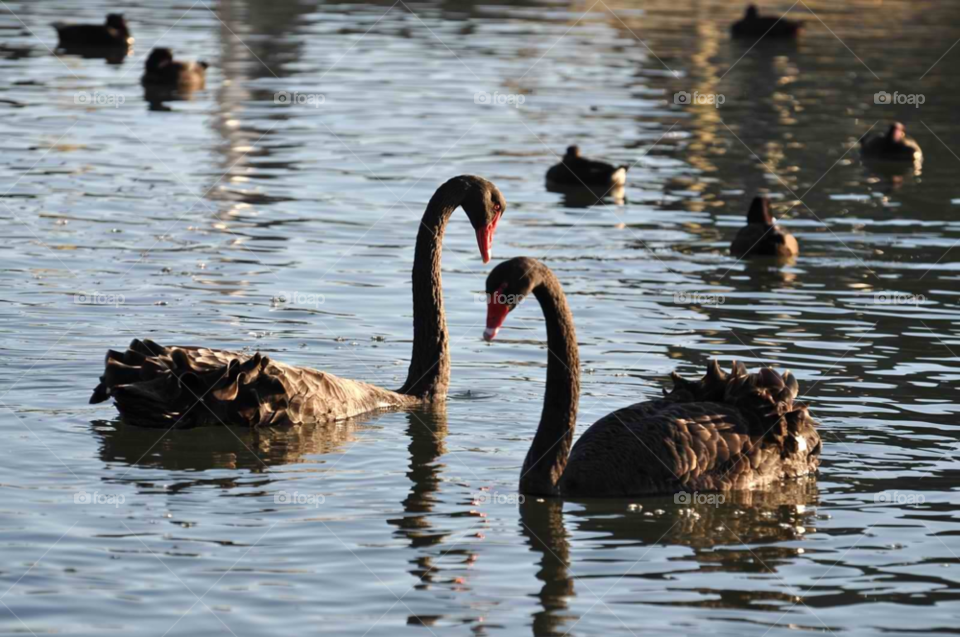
[92,175,821,497]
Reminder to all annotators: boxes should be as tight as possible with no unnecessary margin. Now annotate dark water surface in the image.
[2,0,960,634]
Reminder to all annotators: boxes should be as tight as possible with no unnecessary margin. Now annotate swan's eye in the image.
[493,203,501,214]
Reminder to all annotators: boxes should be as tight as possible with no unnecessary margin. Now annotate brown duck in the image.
[141,48,208,91]
[91,176,506,428]
[730,196,798,259]
[483,257,821,497]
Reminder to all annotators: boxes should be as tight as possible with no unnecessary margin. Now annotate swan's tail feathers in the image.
[90,339,290,428]
[665,360,820,454]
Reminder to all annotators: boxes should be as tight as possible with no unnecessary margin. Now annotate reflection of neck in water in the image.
[388,408,448,545]
[385,407,480,594]
[519,498,574,637]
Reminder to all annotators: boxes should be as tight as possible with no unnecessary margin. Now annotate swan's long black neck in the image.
[520,269,580,496]
[397,183,464,399]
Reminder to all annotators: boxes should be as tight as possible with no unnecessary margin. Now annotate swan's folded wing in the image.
[561,362,821,496]
[561,400,754,496]
[91,339,411,428]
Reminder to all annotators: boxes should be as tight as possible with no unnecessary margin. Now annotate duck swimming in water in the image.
[53,14,132,49]
[730,196,799,259]
[141,48,209,91]
[860,122,922,162]
[731,5,802,39]
[546,146,628,189]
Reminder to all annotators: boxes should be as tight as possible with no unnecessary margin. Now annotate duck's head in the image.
[747,196,774,226]
[745,4,759,19]
[106,14,126,28]
[483,257,540,341]
[565,145,581,158]
[886,122,906,143]
[145,48,174,72]
[106,14,128,34]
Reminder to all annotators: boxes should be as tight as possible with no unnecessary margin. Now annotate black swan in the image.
[860,122,922,162]
[482,257,821,497]
[54,14,132,48]
[141,48,208,90]
[546,146,628,189]
[731,5,802,39]
[730,196,799,259]
[91,175,506,428]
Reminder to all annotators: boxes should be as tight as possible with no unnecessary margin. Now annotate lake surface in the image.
[2,0,960,634]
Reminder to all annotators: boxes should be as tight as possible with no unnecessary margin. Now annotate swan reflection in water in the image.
[385,406,481,624]
[520,478,819,636]
[91,411,371,476]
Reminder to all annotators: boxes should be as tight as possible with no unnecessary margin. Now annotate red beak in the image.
[475,216,499,264]
[484,288,510,342]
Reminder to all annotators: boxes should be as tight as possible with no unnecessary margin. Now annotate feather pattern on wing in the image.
[558,361,821,496]
[90,339,413,428]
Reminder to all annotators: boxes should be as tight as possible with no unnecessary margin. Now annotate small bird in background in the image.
[860,122,922,162]
[141,48,208,91]
[730,196,799,259]
[546,146,628,189]
[731,5,802,39]
[53,13,133,48]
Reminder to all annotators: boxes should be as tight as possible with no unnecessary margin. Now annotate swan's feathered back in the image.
[664,359,812,450]
[559,361,821,497]
[90,339,411,428]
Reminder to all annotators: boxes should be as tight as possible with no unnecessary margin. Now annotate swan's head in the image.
[745,4,759,19]
[747,196,774,226]
[453,175,506,264]
[887,122,906,143]
[565,145,581,158]
[145,48,174,72]
[482,257,540,341]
